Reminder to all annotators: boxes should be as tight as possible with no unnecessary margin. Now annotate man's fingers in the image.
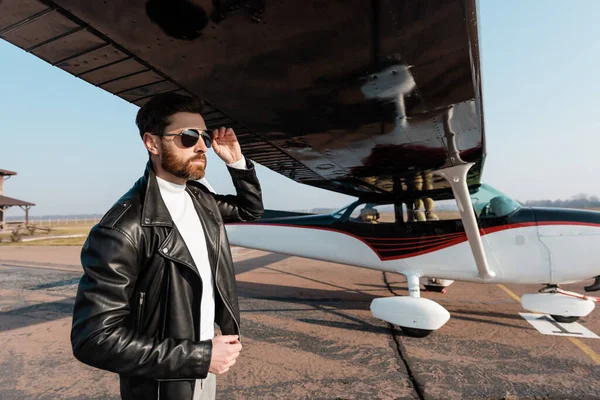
[217,335,239,343]
[224,358,237,369]
[226,351,240,362]
[214,127,226,139]
[212,130,220,143]
[212,127,235,141]
[225,349,240,362]
[230,342,242,353]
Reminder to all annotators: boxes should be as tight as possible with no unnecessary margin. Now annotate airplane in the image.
[2,0,598,338]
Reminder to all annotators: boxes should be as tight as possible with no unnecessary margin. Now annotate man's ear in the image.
[143,133,160,156]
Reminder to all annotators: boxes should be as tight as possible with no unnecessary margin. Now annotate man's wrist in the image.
[226,156,246,170]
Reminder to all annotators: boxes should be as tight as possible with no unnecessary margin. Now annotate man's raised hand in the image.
[212,127,243,165]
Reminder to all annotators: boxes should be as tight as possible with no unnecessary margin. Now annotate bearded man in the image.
[70,92,264,400]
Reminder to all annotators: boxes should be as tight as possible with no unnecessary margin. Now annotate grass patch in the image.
[0,236,87,246]
[0,223,95,243]
[49,225,95,235]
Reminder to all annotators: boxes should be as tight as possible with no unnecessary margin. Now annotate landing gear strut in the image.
[401,276,435,337]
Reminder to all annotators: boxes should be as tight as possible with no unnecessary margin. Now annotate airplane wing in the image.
[1,0,484,200]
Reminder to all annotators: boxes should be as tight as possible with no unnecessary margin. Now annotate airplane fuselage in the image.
[225,206,600,285]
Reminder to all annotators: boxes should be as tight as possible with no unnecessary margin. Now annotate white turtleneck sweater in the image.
[156,158,246,342]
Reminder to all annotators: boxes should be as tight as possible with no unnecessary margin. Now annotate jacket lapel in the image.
[158,227,199,276]
[140,162,172,228]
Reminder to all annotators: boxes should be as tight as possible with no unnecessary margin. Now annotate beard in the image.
[161,146,206,181]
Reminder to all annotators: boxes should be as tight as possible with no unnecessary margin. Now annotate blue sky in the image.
[1,0,599,217]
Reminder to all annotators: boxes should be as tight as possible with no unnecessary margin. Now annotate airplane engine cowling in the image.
[370,296,450,330]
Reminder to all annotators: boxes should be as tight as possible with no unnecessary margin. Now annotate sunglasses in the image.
[153,128,212,148]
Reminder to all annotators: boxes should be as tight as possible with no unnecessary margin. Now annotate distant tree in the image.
[524,193,600,209]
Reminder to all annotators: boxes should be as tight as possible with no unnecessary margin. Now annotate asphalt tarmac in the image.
[0,246,598,399]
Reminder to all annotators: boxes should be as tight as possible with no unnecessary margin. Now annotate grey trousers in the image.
[192,373,216,400]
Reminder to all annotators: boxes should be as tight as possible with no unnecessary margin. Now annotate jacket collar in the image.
[139,161,219,232]
[140,161,174,227]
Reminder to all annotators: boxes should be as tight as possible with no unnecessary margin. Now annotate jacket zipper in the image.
[202,206,241,339]
[216,282,240,339]
[200,207,240,339]
[214,249,241,340]
[137,292,145,331]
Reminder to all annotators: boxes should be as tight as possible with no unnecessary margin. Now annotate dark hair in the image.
[135,92,204,138]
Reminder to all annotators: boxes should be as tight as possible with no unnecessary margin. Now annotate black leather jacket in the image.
[71,158,263,400]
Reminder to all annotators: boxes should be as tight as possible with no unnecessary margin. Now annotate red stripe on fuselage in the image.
[363,231,466,241]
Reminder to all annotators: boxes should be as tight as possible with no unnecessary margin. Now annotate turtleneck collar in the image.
[156,175,186,194]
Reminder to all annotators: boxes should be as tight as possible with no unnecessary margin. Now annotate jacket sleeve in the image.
[212,157,264,222]
[71,225,212,379]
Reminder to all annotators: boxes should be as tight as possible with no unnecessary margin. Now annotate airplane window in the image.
[330,202,356,220]
[471,184,522,218]
[405,198,460,221]
[333,183,521,223]
[349,203,395,224]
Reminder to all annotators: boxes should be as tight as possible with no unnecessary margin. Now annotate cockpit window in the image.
[331,201,396,223]
[471,184,522,218]
[331,202,354,219]
[330,183,521,222]
[349,203,395,224]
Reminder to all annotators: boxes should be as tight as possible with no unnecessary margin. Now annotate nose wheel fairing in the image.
[370,275,451,338]
[521,285,599,322]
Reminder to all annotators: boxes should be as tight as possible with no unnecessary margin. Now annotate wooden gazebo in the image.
[0,169,35,231]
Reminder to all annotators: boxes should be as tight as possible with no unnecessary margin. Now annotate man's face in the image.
[159,112,209,181]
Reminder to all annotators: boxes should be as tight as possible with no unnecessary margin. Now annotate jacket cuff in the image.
[226,156,248,170]
[227,157,255,173]
[192,339,213,379]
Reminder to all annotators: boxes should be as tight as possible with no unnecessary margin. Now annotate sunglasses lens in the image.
[180,129,200,148]
[201,132,212,148]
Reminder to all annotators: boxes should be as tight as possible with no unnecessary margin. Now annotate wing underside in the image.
[1,0,485,200]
